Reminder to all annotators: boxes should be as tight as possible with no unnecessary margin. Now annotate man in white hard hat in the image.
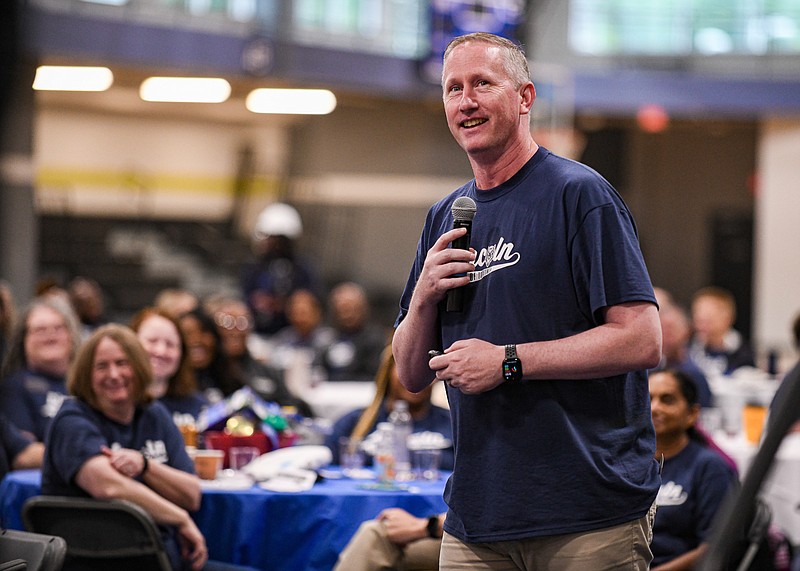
[242,203,321,336]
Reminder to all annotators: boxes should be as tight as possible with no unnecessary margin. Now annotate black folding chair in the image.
[0,528,66,571]
[22,496,172,571]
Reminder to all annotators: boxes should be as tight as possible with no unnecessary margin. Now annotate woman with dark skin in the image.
[649,369,737,570]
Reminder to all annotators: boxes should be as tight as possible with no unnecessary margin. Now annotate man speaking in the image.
[393,32,662,570]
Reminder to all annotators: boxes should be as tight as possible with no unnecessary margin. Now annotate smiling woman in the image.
[0,297,81,441]
[41,323,257,571]
[648,369,738,570]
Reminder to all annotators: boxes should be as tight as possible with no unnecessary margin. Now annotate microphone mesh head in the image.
[451,196,477,222]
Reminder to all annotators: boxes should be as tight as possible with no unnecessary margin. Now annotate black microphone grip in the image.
[446,219,472,312]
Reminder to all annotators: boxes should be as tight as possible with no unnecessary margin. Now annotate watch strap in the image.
[426,515,440,538]
[505,344,517,360]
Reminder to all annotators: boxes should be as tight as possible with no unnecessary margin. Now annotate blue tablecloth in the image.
[0,470,449,571]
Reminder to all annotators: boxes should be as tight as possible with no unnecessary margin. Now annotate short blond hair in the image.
[442,32,531,89]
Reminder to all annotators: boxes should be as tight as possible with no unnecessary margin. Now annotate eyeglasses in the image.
[28,323,68,337]
[214,313,252,332]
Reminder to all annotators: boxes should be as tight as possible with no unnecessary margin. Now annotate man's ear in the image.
[520,82,536,115]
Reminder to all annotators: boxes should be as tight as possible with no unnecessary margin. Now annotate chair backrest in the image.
[21,496,171,571]
[0,528,66,571]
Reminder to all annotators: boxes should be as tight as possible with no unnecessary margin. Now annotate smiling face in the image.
[91,337,136,416]
[442,41,533,164]
[24,305,73,377]
[179,314,216,370]
[136,314,182,384]
[649,371,699,442]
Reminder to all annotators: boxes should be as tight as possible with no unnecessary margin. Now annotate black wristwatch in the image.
[502,344,523,382]
[426,515,440,538]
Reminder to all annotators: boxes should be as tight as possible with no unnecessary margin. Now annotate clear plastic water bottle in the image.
[373,422,396,484]
[389,400,413,481]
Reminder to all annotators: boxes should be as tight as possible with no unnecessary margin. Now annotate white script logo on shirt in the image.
[656,481,688,506]
[110,439,168,464]
[41,391,66,418]
[468,236,521,283]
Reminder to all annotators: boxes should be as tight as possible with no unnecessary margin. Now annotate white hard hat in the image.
[253,203,303,240]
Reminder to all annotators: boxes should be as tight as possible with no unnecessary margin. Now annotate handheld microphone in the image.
[446,196,477,313]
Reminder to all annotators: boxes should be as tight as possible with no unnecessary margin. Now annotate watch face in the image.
[503,358,522,381]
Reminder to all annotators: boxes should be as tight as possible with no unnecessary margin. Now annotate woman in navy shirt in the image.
[43,324,254,571]
[649,369,738,569]
[130,307,208,420]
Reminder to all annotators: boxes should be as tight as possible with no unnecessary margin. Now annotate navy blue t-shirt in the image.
[159,392,208,421]
[42,397,194,496]
[397,148,661,542]
[0,369,67,441]
[0,414,35,480]
[651,440,737,565]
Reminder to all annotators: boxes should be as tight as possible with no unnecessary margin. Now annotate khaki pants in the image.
[334,519,442,571]
[439,507,656,571]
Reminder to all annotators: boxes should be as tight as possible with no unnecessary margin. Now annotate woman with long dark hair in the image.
[649,369,737,569]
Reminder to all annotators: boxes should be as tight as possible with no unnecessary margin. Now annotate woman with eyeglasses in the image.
[0,297,81,441]
[207,296,310,415]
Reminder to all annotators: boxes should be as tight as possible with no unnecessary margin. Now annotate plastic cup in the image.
[413,449,441,481]
[193,449,224,480]
[742,404,767,444]
[338,437,364,474]
[230,446,260,471]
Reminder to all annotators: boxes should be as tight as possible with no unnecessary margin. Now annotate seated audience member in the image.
[324,346,453,469]
[207,296,312,415]
[0,414,44,479]
[130,307,208,420]
[0,297,81,441]
[270,288,335,372]
[0,280,16,366]
[319,282,387,383]
[68,276,108,339]
[690,286,756,378]
[241,202,321,336]
[34,277,71,307]
[334,508,444,571]
[155,288,200,319]
[41,324,256,571]
[649,369,738,570]
[179,307,243,402]
[652,288,713,407]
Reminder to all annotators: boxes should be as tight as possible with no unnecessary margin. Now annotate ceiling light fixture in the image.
[32,66,114,92]
[139,77,232,103]
[246,88,337,115]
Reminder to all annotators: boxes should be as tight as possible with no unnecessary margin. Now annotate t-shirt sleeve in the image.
[693,456,738,541]
[47,411,109,485]
[570,202,656,324]
[0,415,34,463]
[0,377,37,439]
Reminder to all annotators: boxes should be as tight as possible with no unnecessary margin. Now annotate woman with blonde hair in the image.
[130,306,207,420]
